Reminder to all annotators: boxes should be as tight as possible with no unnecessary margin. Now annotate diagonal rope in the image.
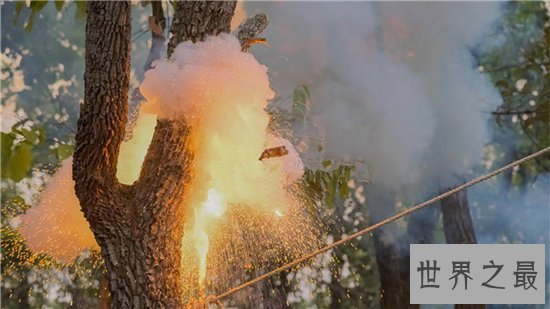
[210,146,550,302]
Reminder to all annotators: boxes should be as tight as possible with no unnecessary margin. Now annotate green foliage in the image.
[292,85,311,124]
[14,1,48,31]
[74,1,87,20]
[1,195,31,219]
[55,143,73,160]
[1,132,15,173]
[269,85,356,208]
[303,161,354,209]
[1,3,91,307]
[268,85,314,138]
[480,1,550,184]
[1,124,44,182]
[54,0,64,12]
[1,120,72,183]
[7,142,33,182]
[14,0,86,31]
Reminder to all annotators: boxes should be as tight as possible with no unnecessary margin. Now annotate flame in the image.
[20,36,320,300]
[139,35,320,297]
[179,55,287,288]
[193,188,225,284]
[117,111,157,184]
[231,0,247,32]
[20,109,157,262]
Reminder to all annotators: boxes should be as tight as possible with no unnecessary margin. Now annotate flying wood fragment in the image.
[238,13,269,52]
[259,145,289,161]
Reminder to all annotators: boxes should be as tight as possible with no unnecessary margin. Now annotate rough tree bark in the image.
[440,188,486,309]
[73,1,236,307]
[440,188,478,244]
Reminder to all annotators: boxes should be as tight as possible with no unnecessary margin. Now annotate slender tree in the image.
[73,1,236,307]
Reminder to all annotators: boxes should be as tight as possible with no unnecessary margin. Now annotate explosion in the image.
[19,111,158,262]
[140,34,319,299]
[20,157,99,263]
[21,34,320,303]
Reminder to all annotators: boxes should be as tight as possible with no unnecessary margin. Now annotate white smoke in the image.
[247,1,502,194]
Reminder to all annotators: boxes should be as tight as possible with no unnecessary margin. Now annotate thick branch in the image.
[136,0,236,196]
[167,0,237,56]
[73,1,131,219]
[491,109,537,116]
[134,119,191,223]
[151,0,166,31]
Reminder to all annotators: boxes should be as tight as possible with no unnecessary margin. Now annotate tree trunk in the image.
[372,234,413,308]
[366,185,417,309]
[408,194,439,245]
[73,1,236,307]
[440,188,477,244]
[99,273,111,309]
[440,188,486,309]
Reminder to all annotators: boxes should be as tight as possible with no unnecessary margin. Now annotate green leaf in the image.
[2,195,30,217]
[339,181,349,198]
[54,0,64,11]
[36,127,46,144]
[8,143,33,182]
[30,0,47,10]
[56,143,73,160]
[75,1,87,20]
[1,133,15,176]
[14,1,25,23]
[495,80,510,89]
[24,1,48,32]
[24,10,36,32]
[292,85,311,124]
[14,128,39,144]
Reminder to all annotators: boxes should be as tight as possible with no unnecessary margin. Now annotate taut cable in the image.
[211,146,550,302]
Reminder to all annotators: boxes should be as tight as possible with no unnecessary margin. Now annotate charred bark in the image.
[74,1,236,307]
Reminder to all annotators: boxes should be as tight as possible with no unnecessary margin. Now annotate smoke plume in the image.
[247,2,502,196]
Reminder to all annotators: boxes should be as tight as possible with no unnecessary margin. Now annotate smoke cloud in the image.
[247,1,502,196]
[140,34,316,297]
[20,158,99,263]
[20,2,508,268]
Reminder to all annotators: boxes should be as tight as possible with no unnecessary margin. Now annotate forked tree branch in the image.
[135,1,237,203]
[73,1,132,223]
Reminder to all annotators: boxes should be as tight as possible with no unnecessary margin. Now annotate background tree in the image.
[480,1,549,184]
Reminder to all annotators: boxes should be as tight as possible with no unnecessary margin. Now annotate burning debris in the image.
[259,145,289,160]
[237,13,269,52]
[241,37,270,53]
